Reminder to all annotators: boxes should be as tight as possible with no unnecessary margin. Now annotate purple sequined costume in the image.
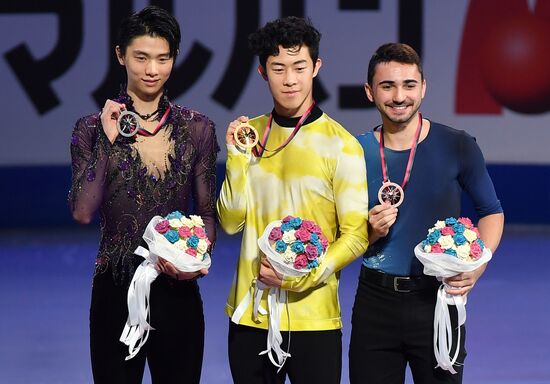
[69,90,219,286]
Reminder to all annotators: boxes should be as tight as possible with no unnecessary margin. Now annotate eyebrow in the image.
[378,79,419,85]
[270,59,309,67]
[132,50,171,57]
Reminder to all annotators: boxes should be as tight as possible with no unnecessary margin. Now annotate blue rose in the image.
[289,217,303,229]
[307,259,319,269]
[316,243,324,255]
[453,223,465,234]
[275,240,287,253]
[310,233,319,243]
[281,222,293,232]
[166,211,184,220]
[445,217,458,226]
[427,229,441,245]
[164,230,180,244]
[444,248,457,257]
[291,241,305,253]
[453,234,467,246]
[187,235,199,248]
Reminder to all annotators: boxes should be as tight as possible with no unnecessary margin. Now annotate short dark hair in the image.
[367,43,423,85]
[248,16,321,69]
[117,6,181,58]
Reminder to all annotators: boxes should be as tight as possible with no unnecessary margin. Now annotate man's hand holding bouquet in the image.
[120,211,211,360]
[414,217,492,373]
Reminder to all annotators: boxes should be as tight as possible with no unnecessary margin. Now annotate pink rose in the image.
[295,228,311,242]
[282,215,294,223]
[458,217,473,228]
[311,224,322,235]
[430,243,444,253]
[268,227,283,241]
[319,234,329,250]
[305,244,318,260]
[301,220,315,232]
[470,241,482,259]
[440,226,455,236]
[178,226,192,238]
[293,254,308,269]
[473,227,481,237]
[186,248,197,257]
[194,226,206,239]
[155,220,170,234]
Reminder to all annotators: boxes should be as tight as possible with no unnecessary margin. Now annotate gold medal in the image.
[233,123,259,150]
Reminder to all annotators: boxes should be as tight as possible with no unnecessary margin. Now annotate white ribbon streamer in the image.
[231,280,268,324]
[258,287,292,371]
[433,285,466,374]
[119,246,159,360]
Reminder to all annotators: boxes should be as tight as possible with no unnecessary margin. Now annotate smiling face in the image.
[365,61,426,128]
[261,45,321,118]
[116,35,174,102]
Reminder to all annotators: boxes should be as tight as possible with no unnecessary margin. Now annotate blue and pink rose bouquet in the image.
[153,211,211,263]
[414,217,492,374]
[418,217,486,262]
[261,215,328,273]
[120,211,211,360]
[252,215,328,369]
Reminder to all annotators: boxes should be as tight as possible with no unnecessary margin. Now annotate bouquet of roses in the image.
[259,215,327,274]
[235,215,328,369]
[120,211,211,360]
[414,217,492,374]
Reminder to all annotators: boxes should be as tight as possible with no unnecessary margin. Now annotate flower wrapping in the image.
[233,216,328,369]
[414,217,492,374]
[120,211,211,360]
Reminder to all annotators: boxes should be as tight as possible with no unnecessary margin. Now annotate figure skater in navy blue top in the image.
[348,43,504,384]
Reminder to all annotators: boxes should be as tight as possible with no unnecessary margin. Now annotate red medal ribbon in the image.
[379,112,423,188]
[136,106,171,137]
[252,102,316,158]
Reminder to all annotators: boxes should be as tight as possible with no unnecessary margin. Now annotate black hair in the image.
[248,16,321,69]
[117,6,181,58]
[367,43,423,85]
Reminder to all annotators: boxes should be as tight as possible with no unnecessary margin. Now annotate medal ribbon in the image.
[136,106,171,137]
[252,102,316,158]
[379,112,423,188]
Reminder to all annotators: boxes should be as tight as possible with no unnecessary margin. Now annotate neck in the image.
[273,96,314,118]
[380,114,422,150]
[127,88,163,114]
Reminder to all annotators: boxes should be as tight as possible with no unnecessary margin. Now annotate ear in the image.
[257,65,268,81]
[364,83,374,103]
[312,58,322,78]
[421,78,427,100]
[115,46,125,66]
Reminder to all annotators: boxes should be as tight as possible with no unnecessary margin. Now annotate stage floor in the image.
[1,225,549,383]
